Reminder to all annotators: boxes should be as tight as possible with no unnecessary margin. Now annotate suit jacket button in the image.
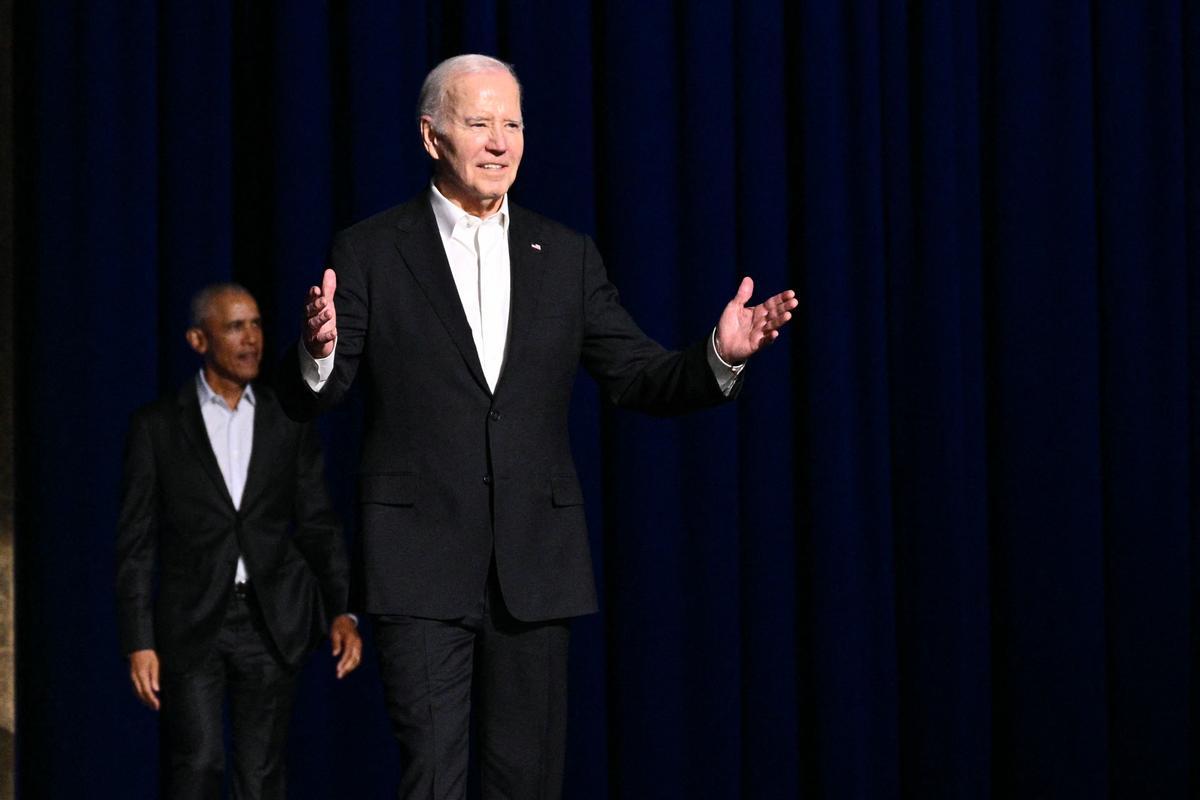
[489,410,501,422]
[482,475,492,485]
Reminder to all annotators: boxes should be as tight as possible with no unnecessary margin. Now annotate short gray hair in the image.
[416,54,522,132]
[189,282,252,329]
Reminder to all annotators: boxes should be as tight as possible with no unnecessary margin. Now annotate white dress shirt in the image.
[196,370,254,584]
[299,186,743,394]
[429,183,512,391]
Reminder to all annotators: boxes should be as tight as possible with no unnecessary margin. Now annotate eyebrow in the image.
[463,115,523,125]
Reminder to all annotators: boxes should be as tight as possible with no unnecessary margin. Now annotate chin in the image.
[472,179,511,196]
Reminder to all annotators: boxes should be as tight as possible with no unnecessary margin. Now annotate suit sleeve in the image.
[276,230,370,422]
[578,234,735,415]
[115,411,158,655]
[289,422,351,622]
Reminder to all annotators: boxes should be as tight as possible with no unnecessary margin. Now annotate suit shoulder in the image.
[509,203,588,244]
[128,392,178,427]
[250,381,279,407]
[334,194,427,244]
[123,390,187,453]
[252,384,315,437]
[251,383,296,424]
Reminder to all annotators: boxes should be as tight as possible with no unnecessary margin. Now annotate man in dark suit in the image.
[117,283,362,799]
[277,54,797,798]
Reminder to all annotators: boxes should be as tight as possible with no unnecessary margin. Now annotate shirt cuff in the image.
[298,339,337,391]
[708,329,745,397]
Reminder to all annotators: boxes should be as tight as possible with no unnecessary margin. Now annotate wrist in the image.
[712,329,744,367]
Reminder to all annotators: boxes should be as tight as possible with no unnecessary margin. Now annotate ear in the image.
[419,117,441,161]
[186,327,208,356]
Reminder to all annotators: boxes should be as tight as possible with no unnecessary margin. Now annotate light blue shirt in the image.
[195,370,255,583]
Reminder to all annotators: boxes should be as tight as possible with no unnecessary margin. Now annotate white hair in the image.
[416,54,522,132]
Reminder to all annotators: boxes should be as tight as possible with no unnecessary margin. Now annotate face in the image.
[421,69,524,217]
[188,290,263,388]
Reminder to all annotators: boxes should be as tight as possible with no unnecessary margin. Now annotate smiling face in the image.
[187,289,263,396]
[420,69,524,217]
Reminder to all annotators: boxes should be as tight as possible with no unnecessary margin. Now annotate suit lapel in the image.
[239,385,273,511]
[177,382,235,510]
[497,204,548,394]
[394,196,490,393]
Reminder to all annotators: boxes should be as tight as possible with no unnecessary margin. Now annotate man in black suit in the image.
[117,283,362,799]
[277,54,797,798]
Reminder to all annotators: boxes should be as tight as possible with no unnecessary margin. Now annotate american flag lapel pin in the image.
[531,242,542,251]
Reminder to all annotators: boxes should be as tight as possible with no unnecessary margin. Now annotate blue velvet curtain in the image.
[15,1,1198,798]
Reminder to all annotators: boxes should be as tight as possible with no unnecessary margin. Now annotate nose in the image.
[485,124,508,153]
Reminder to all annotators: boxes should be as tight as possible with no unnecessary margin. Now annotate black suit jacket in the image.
[276,192,736,622]
[116,380,349,671]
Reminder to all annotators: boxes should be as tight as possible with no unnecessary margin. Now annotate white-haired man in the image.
[277,54,797,798]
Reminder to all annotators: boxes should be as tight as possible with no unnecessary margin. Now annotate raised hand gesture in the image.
[303,268,338,359]
[715,277,798,364]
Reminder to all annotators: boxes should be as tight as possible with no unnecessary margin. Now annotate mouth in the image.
[478,163,507,171]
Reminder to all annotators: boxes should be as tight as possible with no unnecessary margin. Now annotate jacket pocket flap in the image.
[359,473,417,506]
[551,475,584,507]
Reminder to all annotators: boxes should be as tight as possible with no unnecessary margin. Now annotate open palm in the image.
[715,277,798,363]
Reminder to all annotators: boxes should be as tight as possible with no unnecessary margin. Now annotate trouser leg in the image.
[224,591,298,800]
[158,643,227,798]
[374,613,477,800]
[476,580,570,800]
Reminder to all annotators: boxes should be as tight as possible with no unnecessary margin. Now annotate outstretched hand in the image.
[715,277,798,363]
[303,268,338,359]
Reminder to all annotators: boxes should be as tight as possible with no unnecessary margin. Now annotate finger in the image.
[763,310,793,331]
[731,276,754,306]
[331,630,343,657]
[336,647,361,679]
[309,317,339,342]
[133,674,159,710]
[307,310,332,332]
[766,298,798,317]
[321,268,337,300]
[763,290,797,312]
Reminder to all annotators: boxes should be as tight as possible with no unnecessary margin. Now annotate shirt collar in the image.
[196,369,256,409]
[429,181,509,242]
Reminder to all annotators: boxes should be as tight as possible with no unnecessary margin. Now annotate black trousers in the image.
[158,589,298,800]
[374,570,571,800]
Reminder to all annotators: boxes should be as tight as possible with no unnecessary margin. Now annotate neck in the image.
[203,366,247,410]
